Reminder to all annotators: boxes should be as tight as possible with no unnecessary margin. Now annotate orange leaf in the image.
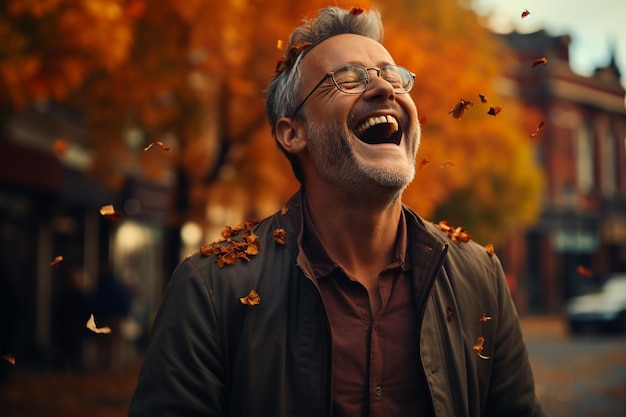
[530,121,544,138]
[478,93,487,103]
[143,142,154,152]
[156,141,170,151]
[531,57,548,68]
[576,265,593,277]
[2,354,16,365]
[440,160,456,168]
[418,157,431,171]
[86,314,112,334]
[49,255,64,266]
[521,9,530,18]
[100,204,123,222]
[273,228,286,246]
[448,99,473,120]
[476,313,492,324]
[53,138,69,157]
[350,7,364,15]
[487,106,502,116]
[484,243,495,256]
[473,336,491,359]
[240,289,261,308]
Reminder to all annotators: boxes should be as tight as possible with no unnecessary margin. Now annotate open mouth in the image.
[354,115,402,145]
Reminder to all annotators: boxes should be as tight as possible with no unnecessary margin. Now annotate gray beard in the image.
[304,118,417,205]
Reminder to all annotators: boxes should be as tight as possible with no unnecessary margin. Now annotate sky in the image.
[471,0,626,87]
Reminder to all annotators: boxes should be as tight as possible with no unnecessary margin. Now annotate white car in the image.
[565,274,626,334]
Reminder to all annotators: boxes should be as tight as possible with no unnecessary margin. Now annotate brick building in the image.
[501,30,626,312]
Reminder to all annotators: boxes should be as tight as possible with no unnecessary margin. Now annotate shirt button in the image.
[375,385,382,397]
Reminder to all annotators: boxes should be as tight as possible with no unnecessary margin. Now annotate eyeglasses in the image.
[291,64,415,117]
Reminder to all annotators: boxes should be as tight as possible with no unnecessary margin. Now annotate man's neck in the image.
[303,186,403,284]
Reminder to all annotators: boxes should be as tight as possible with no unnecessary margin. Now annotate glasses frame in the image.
[291,64,415,117]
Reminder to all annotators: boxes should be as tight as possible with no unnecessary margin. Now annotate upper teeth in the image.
[355,115,399,136]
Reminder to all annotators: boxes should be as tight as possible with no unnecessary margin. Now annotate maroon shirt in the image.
[302,207,434,417]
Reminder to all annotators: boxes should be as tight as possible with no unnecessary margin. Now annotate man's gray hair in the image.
[265,7,384,182]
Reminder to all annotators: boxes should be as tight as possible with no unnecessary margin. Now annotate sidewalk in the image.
[0,361,141,417]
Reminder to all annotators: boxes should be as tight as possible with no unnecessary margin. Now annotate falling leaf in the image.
[473,336,491,359]
[577,265,593,277]
[240,289,261,308]
[487,106,502,116]
[2,354,15,365]
[53,138,69,157]
[143,143,154,152]
[478,93,488,103]
[156,141,170,151]
[485,244,495,256]
[86,314,112,334]
[418,157,431,171]
[100,204,123,222]
[440,160,456,168]
[281,204,289,215]
[418,114,428,125]
[49,255,64,266]
[521,9,530,18]
[448,99,473,119]
[476,313,492,324]
[530,121,544,138]
[273,228,286,246]
[276,39,283,50]
[531,57,548,68]
[350,7,364,15]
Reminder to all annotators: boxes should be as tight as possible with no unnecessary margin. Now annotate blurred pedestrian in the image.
[94,263,131,372]
[54,264,91,372]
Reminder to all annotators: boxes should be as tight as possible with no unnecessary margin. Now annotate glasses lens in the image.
[331,65,369,93]
[381,65,414,93]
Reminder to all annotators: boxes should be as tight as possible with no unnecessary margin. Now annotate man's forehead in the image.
[300,33,393,71]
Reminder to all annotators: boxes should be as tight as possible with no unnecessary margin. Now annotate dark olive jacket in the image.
[128,189,543,417]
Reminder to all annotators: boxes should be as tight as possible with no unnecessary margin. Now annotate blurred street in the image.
[1,315,625,417]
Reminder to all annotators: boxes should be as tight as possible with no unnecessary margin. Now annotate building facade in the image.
[501,30,626,312]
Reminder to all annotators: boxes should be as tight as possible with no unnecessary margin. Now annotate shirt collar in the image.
[301,198,409,280]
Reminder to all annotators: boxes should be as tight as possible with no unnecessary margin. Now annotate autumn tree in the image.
[1,0,540,244]
[376,0,543,244]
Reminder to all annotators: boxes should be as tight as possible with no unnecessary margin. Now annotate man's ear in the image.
[275,117,307,155]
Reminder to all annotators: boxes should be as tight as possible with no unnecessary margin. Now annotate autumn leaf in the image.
[156,141,170,151]
[2,354,16,365]
[100,204,123,222]
[484,243,495,256]
[448,99,473,119]
[436,220,472,243]
[201,221,261,267]
[440,160,456,168]
[240,289,261,308]
[276,39,283,50]
[478,93,487,103]
[530,121,545,138]
[521,9,530,18]
[49,255,64,266]
[281,204,289,215]
[86,314,112,334]
[350,7,364,15]
[577,265,593,277]
[273,228,286,246]
[487,106,502,116]
[53,138,69,157]
[418,157,431,171]
[531,57,548,68]
[473,336,491,359]
[476,313,492,324]
[143,143,154,152]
